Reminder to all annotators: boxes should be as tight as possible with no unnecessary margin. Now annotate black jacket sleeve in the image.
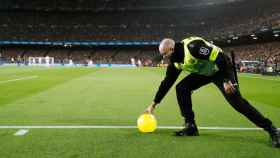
[215,53,235,82]
[153,63,181,103]
[188,40,213,60]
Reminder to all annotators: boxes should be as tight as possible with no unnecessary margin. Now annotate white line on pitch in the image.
[14,129,29,136]
[0,76,38,84]
[0,125,278,131]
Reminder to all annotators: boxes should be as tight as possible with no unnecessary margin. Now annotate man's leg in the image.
[213,74,280,147]
[175,73,212,136]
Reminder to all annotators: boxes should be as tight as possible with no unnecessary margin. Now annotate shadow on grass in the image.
[129,128,270,147]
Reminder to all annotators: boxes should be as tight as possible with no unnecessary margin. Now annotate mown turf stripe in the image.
[0,76,38,84]
[0,125,278,131]
[240,75,280,82]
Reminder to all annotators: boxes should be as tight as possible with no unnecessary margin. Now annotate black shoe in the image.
[269,128,280,148]
[174,123,199,136]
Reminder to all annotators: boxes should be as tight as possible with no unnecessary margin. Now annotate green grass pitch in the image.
[0,66,280,158]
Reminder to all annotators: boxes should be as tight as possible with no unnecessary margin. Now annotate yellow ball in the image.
[137,114,157,133]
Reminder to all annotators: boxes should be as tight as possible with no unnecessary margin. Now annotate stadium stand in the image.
[0,0,280,41]
[0,0,279,74]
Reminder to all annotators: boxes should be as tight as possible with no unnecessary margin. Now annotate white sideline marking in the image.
[241,75,280,82]
[0,125,278,131]
[0,76,38,84]
[14,129,29,136]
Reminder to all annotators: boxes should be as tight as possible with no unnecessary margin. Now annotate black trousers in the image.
[176,72,272,130]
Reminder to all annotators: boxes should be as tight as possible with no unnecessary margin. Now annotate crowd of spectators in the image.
[0,0,280,41]
[1,41,280,70]
[0,0,279,74]
[225,42,280,66]
[0,47,158,66]
[223,42,280,73]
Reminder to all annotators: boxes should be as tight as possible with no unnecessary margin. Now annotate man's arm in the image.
[215,53,238,94]
[189,39,236,94]
[145,63,181,113]
[215,53,235,82]
[188,40,233,80]
[153,63,181,103]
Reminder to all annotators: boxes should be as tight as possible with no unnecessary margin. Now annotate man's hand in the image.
[144,102,158,114]
[223,80,236,94]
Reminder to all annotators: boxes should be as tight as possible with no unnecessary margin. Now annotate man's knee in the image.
[176,83,191,94]
[225,92,250,111]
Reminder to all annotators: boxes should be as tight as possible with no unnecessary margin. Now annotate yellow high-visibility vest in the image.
[174,36,223,76]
